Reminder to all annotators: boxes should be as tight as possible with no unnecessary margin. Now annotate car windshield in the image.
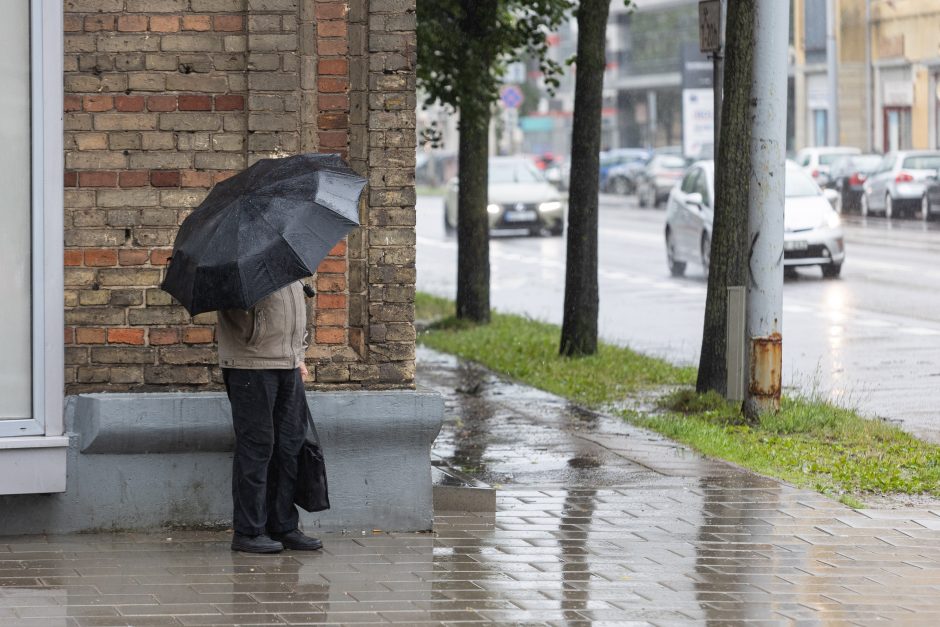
[489,160,544,184]
[901,155,940,170]
[819,152,858,166]
[785,166,820,197]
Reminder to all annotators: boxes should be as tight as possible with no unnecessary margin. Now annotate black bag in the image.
[294,402,330,513]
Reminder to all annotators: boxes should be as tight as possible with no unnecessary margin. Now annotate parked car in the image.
[599,148,650,192]
[443,157,565,237]
[827,153,882,213]
[635,154,688,208]
[861,151,940,219]
[664,160,845,278]
[924,169,940,222]
[795,146,862,187]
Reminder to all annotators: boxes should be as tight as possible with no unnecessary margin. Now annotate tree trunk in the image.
[695,0,755,394]
[560,0,610,357]
[456,113,491,323]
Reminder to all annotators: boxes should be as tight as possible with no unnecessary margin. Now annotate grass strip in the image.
[416,291,940,502]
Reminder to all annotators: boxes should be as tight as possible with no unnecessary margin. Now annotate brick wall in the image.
[63,0,417,393]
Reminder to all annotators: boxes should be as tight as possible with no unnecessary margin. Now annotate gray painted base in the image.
[0,389,443,535]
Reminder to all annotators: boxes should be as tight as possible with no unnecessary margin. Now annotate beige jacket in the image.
[217,282,308,369]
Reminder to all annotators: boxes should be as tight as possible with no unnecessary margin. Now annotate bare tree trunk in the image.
[456,115,490,322]
[695,0,755,394]
[560,0,611,357]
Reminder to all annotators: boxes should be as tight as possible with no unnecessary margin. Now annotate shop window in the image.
[884,107,912,152]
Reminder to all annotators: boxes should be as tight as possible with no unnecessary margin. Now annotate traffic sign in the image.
[499,85,524,109]
[699,0,721,53]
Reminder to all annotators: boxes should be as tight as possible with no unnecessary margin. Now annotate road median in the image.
[416,291,940,507]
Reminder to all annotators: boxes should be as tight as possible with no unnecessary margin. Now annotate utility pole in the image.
[744,0,789,420]
[826,0,839,145]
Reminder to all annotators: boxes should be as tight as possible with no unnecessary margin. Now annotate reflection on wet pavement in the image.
[1,348,940,625]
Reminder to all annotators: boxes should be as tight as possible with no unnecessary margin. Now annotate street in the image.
[417,194,940,443]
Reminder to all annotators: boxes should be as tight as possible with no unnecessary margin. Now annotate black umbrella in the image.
[161,153,365,316]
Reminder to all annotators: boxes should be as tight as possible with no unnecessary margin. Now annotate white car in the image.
[444,157,565,237]
[861,151,940,219]
[665,161,846,279]
[795,146,862,187]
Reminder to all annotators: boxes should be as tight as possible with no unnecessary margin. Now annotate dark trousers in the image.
[223,367,307,536]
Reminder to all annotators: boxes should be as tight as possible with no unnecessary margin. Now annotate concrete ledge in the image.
[0,388,443,535]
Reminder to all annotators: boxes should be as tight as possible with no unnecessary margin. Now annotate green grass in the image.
[416,185,446,197]
[417,292,940,503]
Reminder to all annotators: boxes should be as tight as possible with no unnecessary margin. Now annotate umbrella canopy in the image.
[161,153,365,316]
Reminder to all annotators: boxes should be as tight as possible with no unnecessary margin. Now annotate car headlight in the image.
[821,211,841,229]
[538,201,562,213]
[487,204,500,214]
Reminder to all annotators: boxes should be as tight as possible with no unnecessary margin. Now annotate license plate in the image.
[784,240,808,251]
[504,210,537,222]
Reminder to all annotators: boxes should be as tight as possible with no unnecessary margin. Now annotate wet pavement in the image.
[3,348,940,625]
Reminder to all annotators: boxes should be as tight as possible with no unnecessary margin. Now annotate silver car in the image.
[444,157,565,237]
[861,151,940,219]
[665,161,846,279]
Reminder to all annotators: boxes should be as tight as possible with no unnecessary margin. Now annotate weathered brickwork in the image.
[63,0,417,393]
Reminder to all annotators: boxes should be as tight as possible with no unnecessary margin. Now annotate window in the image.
[693,169,711,207]
[0,2,32,425]
[680,168,699,193]
[813,110,828,147]
[884,107,912,152]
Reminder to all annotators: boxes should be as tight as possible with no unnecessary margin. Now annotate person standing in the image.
[217,281,323,554]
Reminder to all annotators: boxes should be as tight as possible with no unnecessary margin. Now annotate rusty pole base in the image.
[744,332,782,422]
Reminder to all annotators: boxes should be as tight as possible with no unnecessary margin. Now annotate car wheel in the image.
[666,229,686,277]
[822,263,842,279]
[612,177,629,196]
[443,205,455,235]
[885,194,893,219]
[701,232,711,275]
[860,193,869,217]
[549,221,564,237]
[923,194,933,222]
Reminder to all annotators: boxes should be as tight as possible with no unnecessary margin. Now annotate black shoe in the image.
[231,533,284,554]
[270,529,323,551]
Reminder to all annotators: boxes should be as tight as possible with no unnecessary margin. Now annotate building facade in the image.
[1,0,437,533]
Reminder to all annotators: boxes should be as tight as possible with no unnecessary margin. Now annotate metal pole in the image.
[826,0,839,145]
[865,0,873,152]
[744,0,790,420]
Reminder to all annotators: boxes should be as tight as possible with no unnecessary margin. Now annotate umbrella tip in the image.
[303,284,316,298]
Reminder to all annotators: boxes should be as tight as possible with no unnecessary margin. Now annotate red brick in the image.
[315,3,347,19]
[214,95,244,111]
[316,258,346,274]
[119,250,150,266]
[318,21,347,38]
[76,328,106,344]
[64,250,83,266]
[318,39,348,56]
[317,76,348,93]
[115,96,145,112]
[316,274,347,292]
[178,95,212,111]
[328,240,347,256]
[151,249,174,266]
[318,113,348,130]
[83,95,113,112]
[79,171,118,187]
[316,309,347,326]
[318,131,347,148]
[214,171,239,184]
[85,249,118,267]
[318,59,348,75]
[64,95,82,112]
[117,15,148,32]
[84,15,115,31]
[147,95,177,112]
[120,171,149,188]
[182,15,211,31]
[181,170,212,188]
[317,294,346,309]
[108,328,145,345]
[213,15,243,31]
[183,328,214,344]
[150,170,181,187]
[64,15,83,32]
[149,328,179,345]
[149,16,179,32]
[318,94,349,111]
[316,327,345,344]
[65,326,76,344]
[64,171,78,187]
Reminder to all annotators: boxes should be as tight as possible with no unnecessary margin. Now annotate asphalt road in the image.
[416,193,940,443]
